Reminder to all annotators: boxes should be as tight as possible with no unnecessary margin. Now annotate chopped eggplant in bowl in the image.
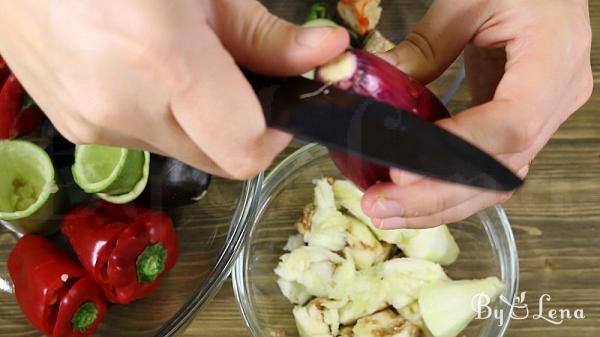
[0,117,261,337]
[233,144,518,337]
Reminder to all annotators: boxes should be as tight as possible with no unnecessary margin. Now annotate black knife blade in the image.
[246,72,523,191]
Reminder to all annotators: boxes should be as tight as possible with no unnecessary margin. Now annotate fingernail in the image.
[296,27,334,48]
[372,218,384,229]
[379,217,407,229]
[370,196,404,217]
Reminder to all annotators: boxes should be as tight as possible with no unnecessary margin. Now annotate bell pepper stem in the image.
[20,92,36,110]
[136,243,167,283]
[71,302,98,332]
[306,3,330,21]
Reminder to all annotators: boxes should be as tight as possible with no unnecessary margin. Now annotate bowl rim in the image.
[232,143,519,337]
[154,174,264,337]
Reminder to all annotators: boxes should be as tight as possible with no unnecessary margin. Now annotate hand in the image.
[361,0,592,229]
[0,0,348,179]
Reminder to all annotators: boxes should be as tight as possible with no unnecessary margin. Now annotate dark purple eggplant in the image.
[39,118,89,207]
[139,154,211,208]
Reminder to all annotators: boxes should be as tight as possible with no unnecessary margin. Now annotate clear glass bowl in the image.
[0,174,261,337]
[232,144,519,337]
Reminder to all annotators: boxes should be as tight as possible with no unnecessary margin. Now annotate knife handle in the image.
[242,70,287,92]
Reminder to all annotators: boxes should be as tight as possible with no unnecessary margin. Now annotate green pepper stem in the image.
[306,3,330,22]
[20,92,36,110]
[71,302,98,332]
[136,243,168,283]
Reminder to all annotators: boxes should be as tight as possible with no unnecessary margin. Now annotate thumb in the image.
[208,0,349,76]
[380,0,492,83]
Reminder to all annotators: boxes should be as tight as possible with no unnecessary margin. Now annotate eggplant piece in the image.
[40,117,76,169]
[139,154,211,208]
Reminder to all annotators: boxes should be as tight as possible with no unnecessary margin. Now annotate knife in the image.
[245,72,523,192]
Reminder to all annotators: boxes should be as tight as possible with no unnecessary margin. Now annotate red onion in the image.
[315,49,450,190]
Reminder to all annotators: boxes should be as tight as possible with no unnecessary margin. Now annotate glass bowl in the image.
[232,144,519,337]
[0,169,260,337]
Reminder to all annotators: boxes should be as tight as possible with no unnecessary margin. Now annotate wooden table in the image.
[185,5,600,337]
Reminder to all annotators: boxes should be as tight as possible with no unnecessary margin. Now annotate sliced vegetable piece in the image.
[293,298,342,337]
[315,49,450,190]
[382,258,449,311]
[330,249,357,302]
[339,325,355,337]
[338,263,388,325]
[305,178,349,251]
[337,0,382,36]
[345,215,391,269]
[274,246,344,298]
[0,140,59,234]
[277,278,313,305]
[397,226,460,266]
[363,30,395,53]
[398,302,425,329]
[284,234,306,252]
[419,277,505,337]
[333,179,460,265]
[353,309,420,337]
[332,179,405,244]
[73,144,150,204]
[295,203,315,235]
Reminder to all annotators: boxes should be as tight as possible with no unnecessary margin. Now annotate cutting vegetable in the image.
[0,0,592,228]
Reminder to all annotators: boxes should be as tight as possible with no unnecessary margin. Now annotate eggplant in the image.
[314,49,451,190]
[139,154,211,208]
[38,119,90,213]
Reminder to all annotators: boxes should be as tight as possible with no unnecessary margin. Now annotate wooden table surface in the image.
[185,4,600,337]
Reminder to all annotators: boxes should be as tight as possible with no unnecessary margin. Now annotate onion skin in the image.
[315,49,451,190]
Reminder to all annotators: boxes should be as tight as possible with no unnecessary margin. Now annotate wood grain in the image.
[185,1,600,337]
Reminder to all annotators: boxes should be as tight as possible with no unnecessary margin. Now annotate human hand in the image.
[361,0,593,229]
[0,0,348,179]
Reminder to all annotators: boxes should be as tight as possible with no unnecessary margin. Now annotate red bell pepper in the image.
[8,234,107,337]
[0,56,10,87]
[0,72,43,139]
[61,202,179,304]
[0,74,22,139]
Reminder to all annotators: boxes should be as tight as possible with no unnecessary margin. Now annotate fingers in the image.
[373,190,512,229]
[379,0,493,83]
[363,180,483,219]
[364,164,529,221]
[208,0,349,76]
[170,31,292,180]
